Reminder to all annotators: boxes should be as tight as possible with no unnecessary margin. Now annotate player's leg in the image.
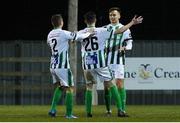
[94,67,111,115]
[104,80,124,117]
[63,69,77,119]
[114,64,128,117]
[65,86,77,119]
[84,70,96,117]
[104,82,112,115]
[95,67,122,116]
[49,83,63,117]
[116,79,127,114]
[103,65,120,116]
[49,69,63,117]
[52,69,77,119]
[85,83,93,117]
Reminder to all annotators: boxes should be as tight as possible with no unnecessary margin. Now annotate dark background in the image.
[1,0,180,40]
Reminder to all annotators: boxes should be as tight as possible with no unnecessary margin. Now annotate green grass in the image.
[0,105,180,122]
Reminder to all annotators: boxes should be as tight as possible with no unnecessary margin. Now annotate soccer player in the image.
[78,11,143,117]
[47,14,91,119]
[104,7,143,117]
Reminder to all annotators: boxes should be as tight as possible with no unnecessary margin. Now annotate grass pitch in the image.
[0,105,180,122]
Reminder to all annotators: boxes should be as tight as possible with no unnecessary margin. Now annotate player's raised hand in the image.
[114,15,143,34]
[131,15,143,25]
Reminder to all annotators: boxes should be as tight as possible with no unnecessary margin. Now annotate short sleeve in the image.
[99,27,112,39]
[63,30,77,40]
[123,29,133,50]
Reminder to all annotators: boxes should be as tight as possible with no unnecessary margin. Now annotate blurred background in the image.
[0,0,180,105]
[1,0,180,40]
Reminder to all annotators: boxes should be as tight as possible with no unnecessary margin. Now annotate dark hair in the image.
[83,11,96,24]
[109,7,121,14]
[51,14,63,28]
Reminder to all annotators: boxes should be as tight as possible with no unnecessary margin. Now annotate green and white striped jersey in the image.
[105,23,133,65]
[78,27,113,70]
[47,28,90,69]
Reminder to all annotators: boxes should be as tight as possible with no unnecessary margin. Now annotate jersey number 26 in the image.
[83,36,99,51]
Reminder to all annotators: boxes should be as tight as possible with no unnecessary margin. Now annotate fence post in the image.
[14,41,21,105]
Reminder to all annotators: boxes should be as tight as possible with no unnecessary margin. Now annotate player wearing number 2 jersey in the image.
[78,11,142,117]
[47,14,91,119]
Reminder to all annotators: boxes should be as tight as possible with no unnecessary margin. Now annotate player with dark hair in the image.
[47,14,91,119]
[79,11,142,117]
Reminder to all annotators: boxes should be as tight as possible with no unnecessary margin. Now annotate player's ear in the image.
[84,19,87,24]
[118,12,121,19]
[119,14,121,19]
[61,20,64,27]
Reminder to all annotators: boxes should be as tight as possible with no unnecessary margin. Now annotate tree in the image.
[68,0,78,103]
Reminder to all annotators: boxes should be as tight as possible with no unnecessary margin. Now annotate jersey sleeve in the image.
[99,27,112,39]
[63,30,77,41]
[76,30,91,41]
[123,29,133,50]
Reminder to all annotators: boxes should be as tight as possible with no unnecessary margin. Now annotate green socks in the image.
[85,90,92,114]
[110,85,122,111]
[50,87,75,116]
[65,91,73,116]
[50,87,62,111]
[118,88,126,111]
[104,88,111,112]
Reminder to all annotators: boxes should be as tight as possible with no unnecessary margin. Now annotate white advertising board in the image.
[97,57,180,90]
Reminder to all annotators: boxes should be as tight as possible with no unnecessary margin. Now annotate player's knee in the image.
[65,86,74,93]
[116,79,124,88]
[104,80,114,88]
[104,82,108,89]
[54,82,66,91]
[54,81,61,87]
[86,83,93,90]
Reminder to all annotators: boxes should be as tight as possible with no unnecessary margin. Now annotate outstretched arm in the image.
[114,15,143,34]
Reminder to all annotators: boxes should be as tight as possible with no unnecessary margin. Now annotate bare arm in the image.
[114,15,143,34]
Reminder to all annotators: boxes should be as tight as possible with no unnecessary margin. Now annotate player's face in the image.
[109,10,120,24]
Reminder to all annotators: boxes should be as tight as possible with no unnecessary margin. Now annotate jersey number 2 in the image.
[52,39,58,52]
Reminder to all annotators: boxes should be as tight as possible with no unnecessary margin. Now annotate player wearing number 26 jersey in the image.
[79,27,112,70]
[78,11,136,118]
[79,11,143,117]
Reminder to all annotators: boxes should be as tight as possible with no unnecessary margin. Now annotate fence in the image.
[0,40,180,105]
[0,40,52,105]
